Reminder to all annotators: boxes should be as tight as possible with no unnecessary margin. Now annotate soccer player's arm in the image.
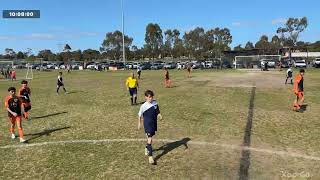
[138,106,143,129]
[126,78,129,90]
[5,98,17,117]
[156,105,162,120]
[19,98,25,117]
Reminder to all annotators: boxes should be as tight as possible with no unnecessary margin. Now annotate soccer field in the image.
[0,69,319,179]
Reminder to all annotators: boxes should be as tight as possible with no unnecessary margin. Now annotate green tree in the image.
[38,49,54,61]
[234,44,243,51]
[245,41,254,49]
[101,30,133,60]
[64,44,72,52]
[183,27,206,58]
[145,23,163,59]
[82,49,100,61]
[276,17,308,46]
[16,51,25,59]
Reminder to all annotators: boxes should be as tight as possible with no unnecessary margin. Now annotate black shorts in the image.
[24,104,32,112]
[57,82,64,87]
[129,88,137,96]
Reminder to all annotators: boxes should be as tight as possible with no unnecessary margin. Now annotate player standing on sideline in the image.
[187,64,192,78]
[19,80,32,120]
[285,67,293,84]
[11,69,17,81]
[293,69,305,112]
[164,68,171,88]
[5,87,26,143]
[137,66,142,79]
[56,72,68,95]
[126,72,139,105]
[138,90,162,164]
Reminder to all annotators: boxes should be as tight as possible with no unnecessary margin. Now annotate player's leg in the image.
[285,77,288,84]
[298,92,305,106]
[9,117,16,139]
[133,88,137,104]
[293,95,300,111]
[24,104,31,120]
[145,133,154,164]
[129,88,134,105]
[56,85,60,94]
[16,117,26,143]
[62,85,67,93]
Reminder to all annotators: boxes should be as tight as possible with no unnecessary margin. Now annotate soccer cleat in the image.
[148,156,155,164]
[145,148,149,156]
[56,93,59,95]
[20,138,27,143]
[11,134,16,139]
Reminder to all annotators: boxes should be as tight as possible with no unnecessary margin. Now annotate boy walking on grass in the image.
[5,87,26,143]
[138,90,162,164]
[19,80,32,120]
[293,69,305,112]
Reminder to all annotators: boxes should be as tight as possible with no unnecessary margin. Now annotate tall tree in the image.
[38,49,54,61]
[4,48,16,59]
[183,27,206,58]
[82,49,100,61]
[16,51,25,59]
[163,29,174,57]
[101,30,133,60]
[276,17,308,46]
[245,41,254,49]
[234,44,243,51]
[145,23,163,59]
[64,44,72,52]
[205,27,232,57]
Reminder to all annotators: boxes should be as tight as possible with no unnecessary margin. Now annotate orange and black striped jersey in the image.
[19,87,31,103]
[4,95,22,117]
[293,74,304,92]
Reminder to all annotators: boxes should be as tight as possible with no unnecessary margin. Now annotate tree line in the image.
[1,17,319,62]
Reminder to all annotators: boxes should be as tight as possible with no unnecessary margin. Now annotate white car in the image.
[313,58,320,68]
[205,61,213,68]
[133,62,140,69]
[294,60,307,68]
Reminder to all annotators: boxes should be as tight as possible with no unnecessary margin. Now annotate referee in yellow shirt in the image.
[126,72,139,105]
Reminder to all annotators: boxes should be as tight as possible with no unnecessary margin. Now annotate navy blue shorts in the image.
[145,132,155,137]
[129,88,137,96]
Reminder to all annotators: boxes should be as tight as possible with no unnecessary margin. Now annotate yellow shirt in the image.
[126,77,138,88]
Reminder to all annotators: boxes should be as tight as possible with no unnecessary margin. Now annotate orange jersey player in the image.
[293,69,305,112]
[5,87,27,143]
[19,80,32,120]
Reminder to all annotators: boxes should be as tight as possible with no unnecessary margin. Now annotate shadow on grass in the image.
[299,104,308,113]
[25,126,71,142]
[154,137,191,163]
[32,111,68,120]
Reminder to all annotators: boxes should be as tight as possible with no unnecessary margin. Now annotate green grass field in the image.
[0,69,319,179]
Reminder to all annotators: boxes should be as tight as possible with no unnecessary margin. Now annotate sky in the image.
[0,0,319,54]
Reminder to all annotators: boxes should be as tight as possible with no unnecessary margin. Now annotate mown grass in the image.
[0,68,319,179]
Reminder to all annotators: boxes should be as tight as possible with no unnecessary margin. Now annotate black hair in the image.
[144,90,154,97]
[300,69,305,73]
[59,72,63,75]
[21,80,28,84]
[8,87,16,92]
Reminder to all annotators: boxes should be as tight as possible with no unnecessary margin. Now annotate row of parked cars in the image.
[125,60,232,70]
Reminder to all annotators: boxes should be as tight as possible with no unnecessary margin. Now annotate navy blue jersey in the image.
[57,75,64,86]
[138,100,160,133]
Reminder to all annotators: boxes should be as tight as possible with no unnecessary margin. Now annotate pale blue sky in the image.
[0,0,319,54]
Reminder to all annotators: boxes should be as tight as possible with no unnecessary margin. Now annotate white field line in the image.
[1,138,319,161]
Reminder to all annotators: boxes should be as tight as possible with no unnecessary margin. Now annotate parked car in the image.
[126,62,133,69]
[163,62,176,69]
[313,58,320,68]
[140,62,152,70]
[294,60,307,68]
[204,61,213,68]
[86,64,97,70]
[132,62,140,69]
[151,63,163,70]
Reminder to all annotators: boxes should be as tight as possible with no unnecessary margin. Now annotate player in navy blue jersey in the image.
[138,90,163,164]
[56,72,67,95]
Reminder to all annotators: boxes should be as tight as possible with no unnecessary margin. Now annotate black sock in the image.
[134,97,137,104]
[56,87,59,93]
[146,144,152,156]
[63,87,67,92]
[130,97,133,105]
